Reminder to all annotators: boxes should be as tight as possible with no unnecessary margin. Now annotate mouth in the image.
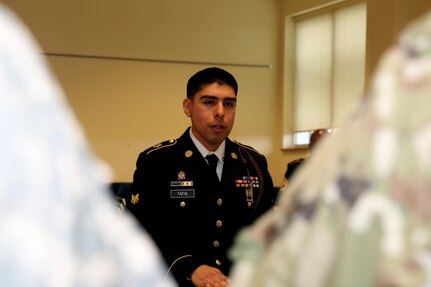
[210,124,225,132]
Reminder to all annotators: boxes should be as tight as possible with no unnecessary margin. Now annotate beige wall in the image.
[2,0,430,187]
[2,0,285,184]
[365,0,431,83]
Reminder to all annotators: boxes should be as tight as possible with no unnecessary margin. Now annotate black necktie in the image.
[205,154,218,176]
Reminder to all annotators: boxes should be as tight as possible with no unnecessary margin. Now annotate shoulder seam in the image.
[234,140,263,156]
[146,139,177,155]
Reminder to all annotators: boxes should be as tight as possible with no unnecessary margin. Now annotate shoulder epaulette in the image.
[145,139,177,155]
[233,140,264,156]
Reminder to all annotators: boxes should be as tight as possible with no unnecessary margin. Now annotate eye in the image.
[224,101,237,108]
[203,99,216,106]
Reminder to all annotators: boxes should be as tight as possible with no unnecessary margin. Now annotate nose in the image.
[215,102,225,118]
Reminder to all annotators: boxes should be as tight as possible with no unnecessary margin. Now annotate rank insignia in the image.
[131,193,139,204]
[178,170,186,180]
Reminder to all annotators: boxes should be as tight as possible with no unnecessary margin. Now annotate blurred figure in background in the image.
[283,129,330,187]
[0,3,176,287]
[229,9,431,287]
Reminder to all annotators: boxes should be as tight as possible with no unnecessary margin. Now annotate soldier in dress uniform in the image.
[126,67,275,287]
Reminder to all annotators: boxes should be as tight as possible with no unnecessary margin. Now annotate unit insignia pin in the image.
[178,171,186,180]
[185,150,193,158]
[246,186,253,206]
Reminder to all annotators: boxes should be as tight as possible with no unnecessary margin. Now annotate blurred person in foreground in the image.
[228,9,431,287]
[0,3,176,287]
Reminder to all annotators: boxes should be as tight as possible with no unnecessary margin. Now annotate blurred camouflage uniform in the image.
[229,10,431,287]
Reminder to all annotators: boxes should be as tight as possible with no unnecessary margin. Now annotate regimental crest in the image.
[131,193,139,204]
[178,170,186,180]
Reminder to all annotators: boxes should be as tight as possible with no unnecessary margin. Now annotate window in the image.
[294,128,336,146]
[283,1,366,147]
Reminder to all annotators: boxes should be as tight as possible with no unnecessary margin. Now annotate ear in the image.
[183,98,191,117]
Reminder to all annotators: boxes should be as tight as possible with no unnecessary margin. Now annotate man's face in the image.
[183,82,237,151]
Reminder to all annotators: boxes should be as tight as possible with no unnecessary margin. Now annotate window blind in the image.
[293,2,366,132]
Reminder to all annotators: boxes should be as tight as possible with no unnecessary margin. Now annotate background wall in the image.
[365,0,431,83]
[2,0,430,187]
[2,0,284,184]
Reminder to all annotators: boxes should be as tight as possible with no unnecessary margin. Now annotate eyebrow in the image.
[200,95,237,102]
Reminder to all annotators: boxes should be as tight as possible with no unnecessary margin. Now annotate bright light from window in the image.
[294,131,311,145]
[294,128,335,146]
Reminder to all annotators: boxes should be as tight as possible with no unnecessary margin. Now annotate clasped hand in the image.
[191,265,230,287]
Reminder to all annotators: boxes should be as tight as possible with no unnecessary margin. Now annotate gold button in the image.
[247,202,252,207]
[215,259,221,266]
[216,220,222,227]
[213,240,220,247]
[180,201,186,207]
[217,198,223,206]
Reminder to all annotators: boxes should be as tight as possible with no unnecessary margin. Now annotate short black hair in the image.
[186,67,238,99]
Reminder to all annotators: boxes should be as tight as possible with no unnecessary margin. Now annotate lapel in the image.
[221,138,243,180]
[176,128,244,182]
[177,128,207,165]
